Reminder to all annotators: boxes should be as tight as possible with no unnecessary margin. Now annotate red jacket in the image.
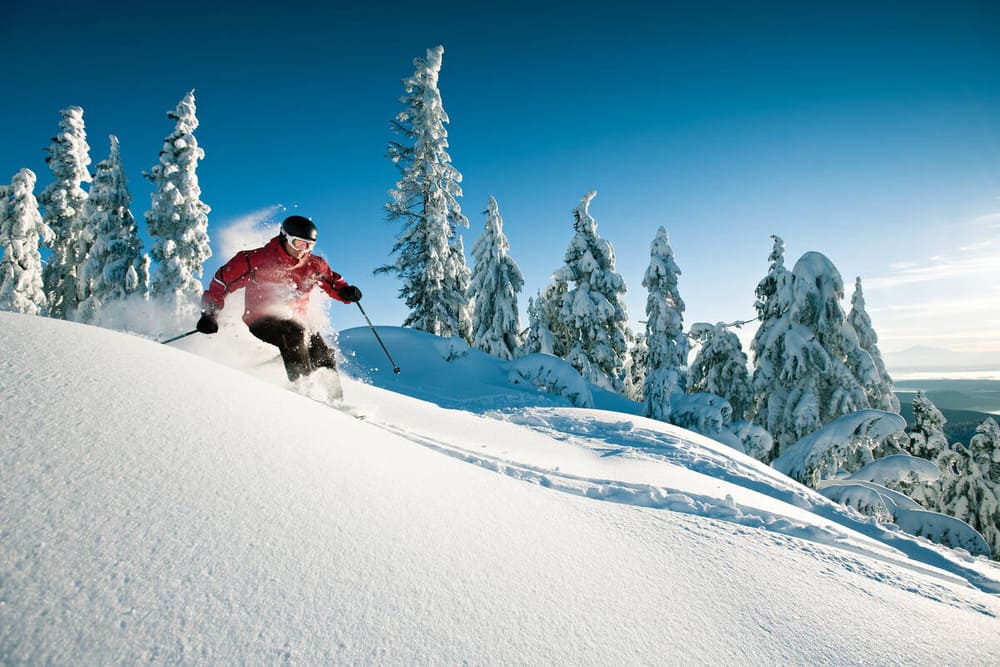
[202,235,352,325]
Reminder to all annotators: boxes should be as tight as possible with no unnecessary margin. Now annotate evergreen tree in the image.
[750,250,872,456]
[468,196,524,359]
[688,322,753,421]
[381,45,471,338]
[520,294,550,356]
[557,191,631,392]
[623,330,648,402]
[78,136,150,323]
[753,235,789,323]
[144,90,211,321]
[973,417,1000,483]
[642,225,687,420]
[0,170,53,315]
[935,440,1000,560]
[896,391,950,510]
[449,234,473,343]
[966,417,1000,557]
[847,276,900,412]
[519,276,573,358]
[750,235,793,456]
[38,106,91,320]
[521,283,561,357]
[910,390,949,461]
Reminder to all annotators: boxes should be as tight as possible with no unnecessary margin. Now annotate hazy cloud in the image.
[971,212,1000,229]
[865,234,1000,290]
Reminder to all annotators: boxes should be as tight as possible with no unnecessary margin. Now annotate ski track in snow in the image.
[350,402,1000,604]
[198,331,1000,599]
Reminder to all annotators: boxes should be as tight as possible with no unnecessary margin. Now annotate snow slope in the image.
[2,311,999,665]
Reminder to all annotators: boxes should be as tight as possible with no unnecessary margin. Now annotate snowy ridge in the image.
[3,312,1000,664]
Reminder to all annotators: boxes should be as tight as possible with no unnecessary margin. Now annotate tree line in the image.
[0,91,209,333]
[379,45,1000,559]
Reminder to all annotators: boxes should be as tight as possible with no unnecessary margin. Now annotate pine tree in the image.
[38,106,91,320]
[449,234,473,343]
[973,417,1000,483]
[753,235,789,323]
[77,136,150,323]
[965,417,1000,557]
[144,90,211,322]
[0,170,53,315]
[381,45,471,338]
[750,235,793,456]
[750,250,872,456]
[468,196,524,359]
[519,276,573,358]
[642,225,687,420]
[623,330,648,402]
[557,191,631,392]
[893,391,950,510]
[847,276,900,412]
[910,391,949,461]
[520,292,554,357]
[935,440,1000,560]
[688,322,753,421]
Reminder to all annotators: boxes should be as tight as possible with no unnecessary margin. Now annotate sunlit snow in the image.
[3,311,1000,664]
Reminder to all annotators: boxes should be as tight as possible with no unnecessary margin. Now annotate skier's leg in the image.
[308,333,337,371]
[307,332,343,401]
[248,318,310,381]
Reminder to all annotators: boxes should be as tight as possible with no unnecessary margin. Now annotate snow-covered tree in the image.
[0,170,54,315]
[752,235,789,323]
[144,90,211,321]
[381,45,471,339]
[773,410,906,489]
[750,235,793,457]
[623,330,648,402]
[688,322,753,421]
[847,277,900,413]
[642,225,687,420]
[750,250,873,457]
[521,293,552,356]
[39,106,91,320]
[77,136,150,323]
[449,234,473,343]
[971,417,1000,483]
[909,391,949,461]
[935,439,1000,560]
[556,192,631,392]
[468,196,524,359]
[520,277,571,358]
[893,391,950,510]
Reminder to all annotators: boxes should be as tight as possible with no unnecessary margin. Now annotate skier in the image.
[195,215,362,390]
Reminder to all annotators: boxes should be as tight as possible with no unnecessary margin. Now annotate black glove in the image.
[340,285,362,302]
[196,312,219,334]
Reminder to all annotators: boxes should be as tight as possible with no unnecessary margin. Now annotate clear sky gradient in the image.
[3,1,999,363]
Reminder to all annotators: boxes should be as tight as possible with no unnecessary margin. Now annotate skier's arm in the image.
[202,251,254,314]
[318,261,358,304]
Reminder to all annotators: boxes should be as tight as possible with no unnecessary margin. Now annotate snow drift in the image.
[2,311,1000,664]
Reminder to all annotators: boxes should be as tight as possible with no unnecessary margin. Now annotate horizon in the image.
[2,0,999,359]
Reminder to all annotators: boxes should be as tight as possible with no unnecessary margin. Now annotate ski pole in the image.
[355,302,400,374]
[160,329,199,344]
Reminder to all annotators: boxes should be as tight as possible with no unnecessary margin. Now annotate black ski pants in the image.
[248,317,336,382]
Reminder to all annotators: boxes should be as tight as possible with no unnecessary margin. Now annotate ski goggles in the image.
[287,235,315,251]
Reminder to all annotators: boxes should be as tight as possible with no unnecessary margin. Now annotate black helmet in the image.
[280,215,317,241]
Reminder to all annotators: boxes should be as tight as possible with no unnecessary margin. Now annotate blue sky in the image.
[3,1,999,362]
